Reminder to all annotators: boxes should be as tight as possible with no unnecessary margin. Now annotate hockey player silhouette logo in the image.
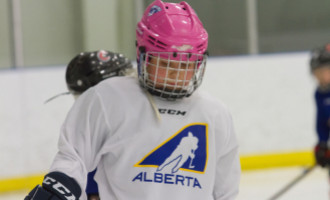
[157,132,198,173]
[135,123,208,174]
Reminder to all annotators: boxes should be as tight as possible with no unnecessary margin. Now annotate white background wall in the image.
[202,52,316,154]
[0,52,317,179]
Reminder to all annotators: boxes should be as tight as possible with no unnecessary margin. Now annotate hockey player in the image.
[66,50,133,200]
[48,50,133,200]
[310,44,330,167]
[25,0,241,199]
[65,50,134,99]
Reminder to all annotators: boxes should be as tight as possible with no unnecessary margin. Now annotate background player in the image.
[25,0,240,199]
[65,50,134,100]
[48,49,133,200]
[310,43,330,168]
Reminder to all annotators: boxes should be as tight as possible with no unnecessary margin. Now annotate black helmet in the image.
[310,43,330,72]
[66,50,133,94]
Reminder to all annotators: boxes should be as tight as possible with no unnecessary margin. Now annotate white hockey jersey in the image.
[50,76,240,200]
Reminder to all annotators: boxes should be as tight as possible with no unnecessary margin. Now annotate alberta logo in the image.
[132,123,208,188]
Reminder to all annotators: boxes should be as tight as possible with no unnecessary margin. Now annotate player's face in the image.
[313,66,330,88]
[146,56,195,90]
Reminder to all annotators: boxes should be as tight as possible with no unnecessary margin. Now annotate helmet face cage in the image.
[138,51,207,100]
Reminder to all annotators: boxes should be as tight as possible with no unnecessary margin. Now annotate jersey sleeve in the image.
[213,108,241,200]
[49,88,110,196]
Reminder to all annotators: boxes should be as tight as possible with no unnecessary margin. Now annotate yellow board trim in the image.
[240,150,315,170]
[0,173,44,193]
[0,150,315,194]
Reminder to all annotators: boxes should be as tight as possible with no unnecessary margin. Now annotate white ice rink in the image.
[1,166,328,200]
[238,166,328,200]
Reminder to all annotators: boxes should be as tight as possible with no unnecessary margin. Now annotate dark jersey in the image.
[315,89,330,142]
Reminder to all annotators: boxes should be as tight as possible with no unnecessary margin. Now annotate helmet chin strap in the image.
[144,89,161,122]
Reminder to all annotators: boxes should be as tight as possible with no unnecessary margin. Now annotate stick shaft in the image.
[268,165,317,200]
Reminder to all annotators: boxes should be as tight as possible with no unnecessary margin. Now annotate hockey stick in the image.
[44,92,71,104]
[267,165,317,200]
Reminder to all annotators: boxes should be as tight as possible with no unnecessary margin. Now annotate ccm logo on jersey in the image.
[158,108,186,116]
[43,177,76,200]
[133,123,208,189]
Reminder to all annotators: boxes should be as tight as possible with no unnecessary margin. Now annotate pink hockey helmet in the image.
[136,0,208,60]
[136,0,209,100]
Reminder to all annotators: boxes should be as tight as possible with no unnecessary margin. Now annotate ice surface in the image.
[237,166,328,200]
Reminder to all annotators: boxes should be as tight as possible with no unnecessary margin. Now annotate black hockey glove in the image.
[314,142,330,167]
[25,171,81,200]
